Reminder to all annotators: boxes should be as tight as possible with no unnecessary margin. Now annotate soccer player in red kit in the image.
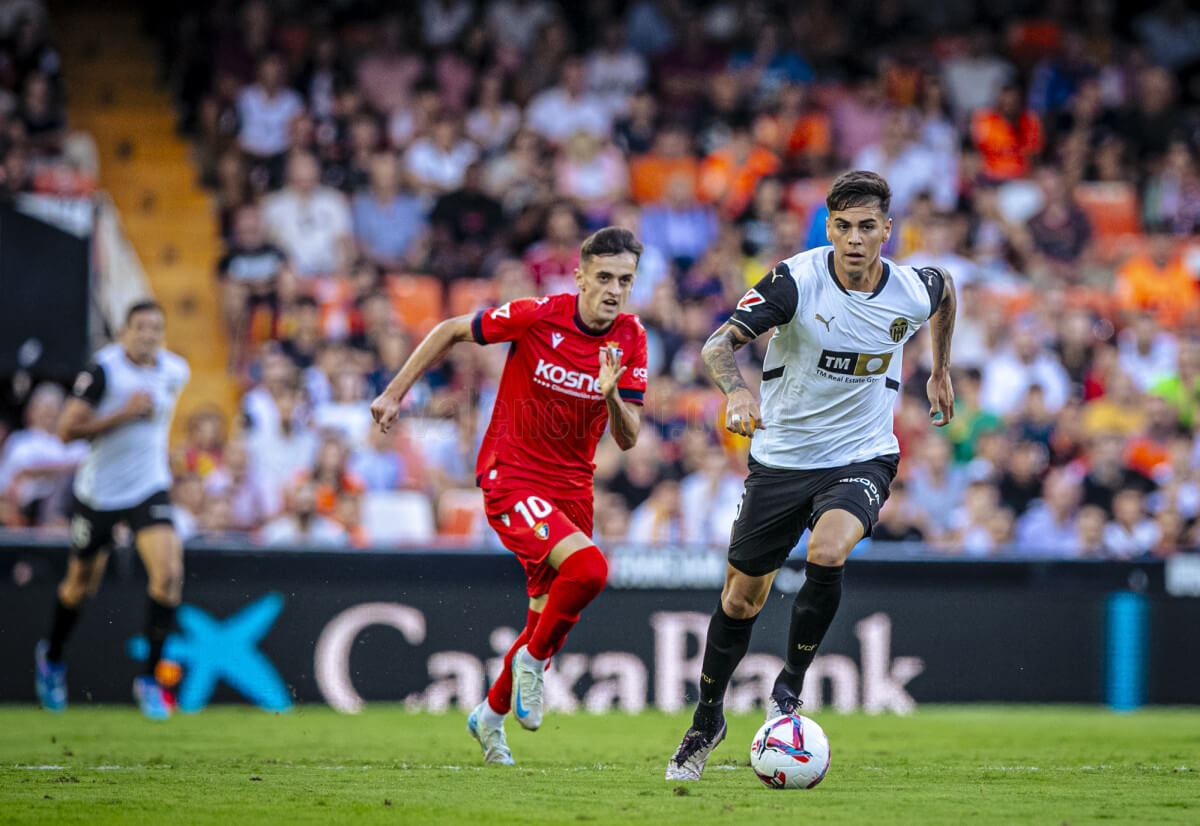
[370,227,646,764]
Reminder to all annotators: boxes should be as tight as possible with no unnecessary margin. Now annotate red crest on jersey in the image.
[737,289,765,311]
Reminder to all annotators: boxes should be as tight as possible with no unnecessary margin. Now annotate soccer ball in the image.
[749,714,831,789]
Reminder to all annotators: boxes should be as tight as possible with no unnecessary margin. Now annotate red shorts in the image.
[483,485,594,597]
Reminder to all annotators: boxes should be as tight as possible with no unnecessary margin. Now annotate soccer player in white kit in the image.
[34,301,190,720]
[667,171,957,779]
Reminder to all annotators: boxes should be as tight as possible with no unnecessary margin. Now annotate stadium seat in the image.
[437,488,487,542]
[1074,182,1142,263]
[448,279,497,317]
[362,491,436,544]
[385,274,444,338]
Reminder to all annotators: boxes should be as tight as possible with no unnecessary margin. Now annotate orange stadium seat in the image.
[437,488,487,542]
[448,278,497,317]
[1074,182,1142,263]
[385,273,444,338]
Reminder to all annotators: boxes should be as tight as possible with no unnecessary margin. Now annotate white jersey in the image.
[729,246,944,470]
[71,343,190,510]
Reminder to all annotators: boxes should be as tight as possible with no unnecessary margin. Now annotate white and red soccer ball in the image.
[749,714,831,790]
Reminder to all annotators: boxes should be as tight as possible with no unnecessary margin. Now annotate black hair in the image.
[126,299,163,323]
[826,170,892,216]
[580,226,643,265]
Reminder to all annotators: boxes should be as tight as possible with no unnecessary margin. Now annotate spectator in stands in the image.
[1076,504,1108,557]
[247,383,319,514]
[430,160,504,279]
[698,121,780,219]
[902,211,978,287]
[905,435,968,539]
[627,478,683,544]
[555,131,628,227]
[236,54,304,189]
[204,439,271,532]
[629,123,698,206]
[171,472,203,541]
[525,57,611,146]
[1133,2,1200,73]
[404,112,478,195]
[350,424,406,492]
[263,151,354,277]
[941,29,1014,122]
[753,82,831,177]
[690,70,751,158]
[0,383,84,526]
[1015,468,1083,557]
[996,440,1048,520]
[176,406,226,480]
[356,16,424,117]
[1116,312,1177,390]
[1022,165,1092,282]
[1149,339,1200,430]
[1141,140,1200,235]
[640,172,719,270]
[313,369,372,448]
[259,479,347,546]
[614,89,658,156]
[1118,66,1180,169]
[950,480,1005,557]
[219,203,290,366]
[523,202,581,294]
[655,18,724,118]
[1103,487,1159,557]
[872,480,926,542]
[18,70,64,153]
[679,447,742,546]
[971,80,1044,182]
[980,321,1071,417]
[483,128,551,217]
[352,151,427,271]
[420,0,475,49]
[466,73,521,157]
[585,21,647,119]
[279,296,322,370]
[853,108,952,215]
[1081,431,1156,516]
[1114,229,1199,329]
[485,0,555,55]
[1082,370,1146,437]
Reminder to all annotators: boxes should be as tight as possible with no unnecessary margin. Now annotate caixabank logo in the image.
[126,593,292,712]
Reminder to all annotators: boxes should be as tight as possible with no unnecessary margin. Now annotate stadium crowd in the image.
[4,0,1200,559]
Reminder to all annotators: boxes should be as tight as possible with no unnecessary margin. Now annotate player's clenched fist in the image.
[597,346,626,400]
[370,393,402,433]
[724,387,764,437]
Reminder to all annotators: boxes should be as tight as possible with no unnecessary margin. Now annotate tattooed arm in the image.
[701,322,763,436]
[926,269,956,427]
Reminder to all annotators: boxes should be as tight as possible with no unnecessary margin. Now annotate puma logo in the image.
[815,313,834,332]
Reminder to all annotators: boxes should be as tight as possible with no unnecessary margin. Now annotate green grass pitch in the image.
[1,705,1197,825]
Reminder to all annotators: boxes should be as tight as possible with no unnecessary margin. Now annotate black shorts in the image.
[727,454,900,577]
[69,490,174,558]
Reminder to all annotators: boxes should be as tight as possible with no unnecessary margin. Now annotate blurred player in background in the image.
[371,227,647,765]
[666,171,957,780]
[35,301,191,720]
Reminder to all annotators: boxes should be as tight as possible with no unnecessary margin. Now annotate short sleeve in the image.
[617,320,648,406]
[471,297,549,345]
[916,266,946,320]
[728,262,800,338]
[71,363,106,406]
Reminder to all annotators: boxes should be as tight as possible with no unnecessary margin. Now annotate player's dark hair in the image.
[125,300,163,323]
[826,170,892,216]
[581,226,643,265]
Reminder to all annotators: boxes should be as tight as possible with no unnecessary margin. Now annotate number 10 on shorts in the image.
[513,495,552,527]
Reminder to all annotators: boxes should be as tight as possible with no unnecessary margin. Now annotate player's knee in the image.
[149,563,184,603]
[720,590,763,620]
[565,545,608,598]
[806,535,851,568]
[59,580,90,607]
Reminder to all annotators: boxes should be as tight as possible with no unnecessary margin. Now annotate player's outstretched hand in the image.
[724,387,764,437]
[370,393,403,433]
[927,371,955,427]
[598,346,626,400]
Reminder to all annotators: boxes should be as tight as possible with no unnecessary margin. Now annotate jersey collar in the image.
[825,251,890,299]
[573,295,613,336]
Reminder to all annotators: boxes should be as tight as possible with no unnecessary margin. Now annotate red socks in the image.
[526,546,608,661]
[487,607,540,714]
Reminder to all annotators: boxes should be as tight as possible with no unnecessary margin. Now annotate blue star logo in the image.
[127,593,293,713]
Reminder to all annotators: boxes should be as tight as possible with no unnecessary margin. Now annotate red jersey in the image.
[472,293,648,499]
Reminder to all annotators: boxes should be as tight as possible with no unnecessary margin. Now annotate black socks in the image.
[47,597,81,663]
[775,561,844,696]
[145,597,177,678]
[692,603,758,732]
